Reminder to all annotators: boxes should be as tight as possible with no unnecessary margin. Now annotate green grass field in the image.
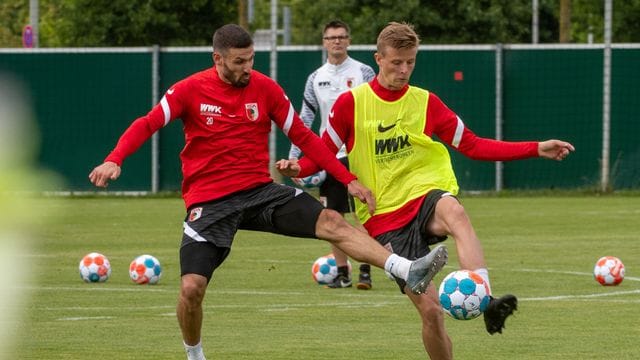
[7,195,640,359]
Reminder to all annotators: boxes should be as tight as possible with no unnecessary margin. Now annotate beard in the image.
[221,63,250,88]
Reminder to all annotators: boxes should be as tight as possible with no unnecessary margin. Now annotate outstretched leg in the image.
[426,196,486,271]
[314,209,446,294]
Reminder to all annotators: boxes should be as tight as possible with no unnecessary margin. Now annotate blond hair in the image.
[376,22,420,54]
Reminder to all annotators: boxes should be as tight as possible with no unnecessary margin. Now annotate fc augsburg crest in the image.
[245,103,259,121]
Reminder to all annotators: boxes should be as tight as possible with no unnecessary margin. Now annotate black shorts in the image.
[180,182,325,281]
[375,189,453,292]
[319,156,354,213]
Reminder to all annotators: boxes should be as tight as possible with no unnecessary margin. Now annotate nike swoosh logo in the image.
[378,123,396,132]
[167,89,175,95]
[329,110,334,118]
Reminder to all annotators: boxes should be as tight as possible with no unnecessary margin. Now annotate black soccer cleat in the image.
[356,272,372,290]
[483,294,518,335]
[325,274,353,288]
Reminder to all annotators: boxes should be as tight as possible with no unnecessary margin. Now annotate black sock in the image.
[359,263,370,274]
[337,266,349,277]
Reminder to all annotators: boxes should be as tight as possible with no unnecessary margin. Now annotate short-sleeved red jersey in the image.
[105,67,356,209]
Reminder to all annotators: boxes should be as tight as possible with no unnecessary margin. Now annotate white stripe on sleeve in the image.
[281,103,295,136]
[451,115,465,148]
[160,95,171,126]
[325,122,344,150]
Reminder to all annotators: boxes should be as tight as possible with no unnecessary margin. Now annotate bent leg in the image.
[406,283,452,359]
[426,196,486,270]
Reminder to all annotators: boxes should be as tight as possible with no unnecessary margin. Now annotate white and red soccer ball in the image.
[79,252,112,283]
[311,253,351,285]
[593,256,625,286]
[438,270,491,320]
[129,254,162,285]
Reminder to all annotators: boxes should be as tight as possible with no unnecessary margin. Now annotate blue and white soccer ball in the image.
[438,270,491,320]
[129,254,162,285]
[293,170,326,188]
[311,253,351,285]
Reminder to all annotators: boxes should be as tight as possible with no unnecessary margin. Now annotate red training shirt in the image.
[105,67,356,209]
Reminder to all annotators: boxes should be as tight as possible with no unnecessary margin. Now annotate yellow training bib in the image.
[348,84,459,223]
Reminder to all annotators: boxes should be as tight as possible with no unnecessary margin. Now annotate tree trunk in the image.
[559,0,572,43]
[238,0,248,30]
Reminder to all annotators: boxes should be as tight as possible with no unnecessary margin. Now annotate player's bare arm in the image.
[538,140,575,161]
[88,161,121,187]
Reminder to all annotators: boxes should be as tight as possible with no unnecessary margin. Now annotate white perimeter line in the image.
[59,316,115,321]
[522,289,640,301]
[518,268,640,282]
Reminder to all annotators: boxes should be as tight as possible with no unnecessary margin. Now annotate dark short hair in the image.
[213,24,253,54]
[323,20,350,36]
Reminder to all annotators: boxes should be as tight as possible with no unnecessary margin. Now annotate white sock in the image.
[184,340,206,360]
[473,268,492,295]
[384,254,412,280]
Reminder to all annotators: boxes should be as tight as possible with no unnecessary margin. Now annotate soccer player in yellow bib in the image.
[277,22,574,359]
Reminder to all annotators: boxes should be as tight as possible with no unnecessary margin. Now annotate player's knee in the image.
[180,274,207,304]
[316,209,350,238]
[438,197,470,225]
[449,202,468,221]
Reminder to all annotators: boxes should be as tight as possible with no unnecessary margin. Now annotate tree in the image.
[0,0,237,47]
[265,0,555,45]
[1,0,639,47]
[49,0,237,46]
[612,0,640,42]
[0,0,32,47]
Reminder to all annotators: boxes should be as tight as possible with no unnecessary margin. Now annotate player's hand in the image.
[538,140,575,161]
[88,161,121,188]
[275,158,301,177]
[347,180,376,215]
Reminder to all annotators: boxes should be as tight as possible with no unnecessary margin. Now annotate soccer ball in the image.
[293,170,326,188]
[311,253,351,285]
[593,256,625,286]
[79,252,111,283]
[129,254,162,285]
[438,270,491,320]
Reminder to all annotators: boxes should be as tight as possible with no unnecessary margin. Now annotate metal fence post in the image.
[601,0,612,191]
[151,45,160,193]
[495,43,504,192]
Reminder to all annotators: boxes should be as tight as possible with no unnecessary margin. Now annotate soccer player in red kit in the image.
[89,24,448,360]
[278,22,575,359]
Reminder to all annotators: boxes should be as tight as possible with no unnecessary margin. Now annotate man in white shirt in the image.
[290,20,376,289]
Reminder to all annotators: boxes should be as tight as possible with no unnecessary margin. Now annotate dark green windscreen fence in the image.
[503,49,603,189]
[1,45,638,192]
[0,51,152,191]
[610,48,640,188]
